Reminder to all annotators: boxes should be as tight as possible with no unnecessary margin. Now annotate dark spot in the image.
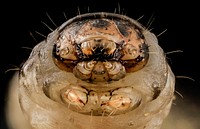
[52,44,59,58]
[135,28,144,39]
[93,70,97,74]
[92,19,110,28]
[139,43,149,59]
[152,81,161,99]
[114,21,129,37]
[136,56,144,62]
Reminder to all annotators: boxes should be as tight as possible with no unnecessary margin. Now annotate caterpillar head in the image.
[53,13,149,82]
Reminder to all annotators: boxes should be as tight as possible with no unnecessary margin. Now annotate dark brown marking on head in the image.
[114,21,129,37]
[91,19,110,28]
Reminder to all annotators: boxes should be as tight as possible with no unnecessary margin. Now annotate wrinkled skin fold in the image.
[6,12,175,129]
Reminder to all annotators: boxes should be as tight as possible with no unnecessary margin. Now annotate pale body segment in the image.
[6,12,175,129]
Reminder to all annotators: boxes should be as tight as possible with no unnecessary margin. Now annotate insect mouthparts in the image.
[76,38,123,62]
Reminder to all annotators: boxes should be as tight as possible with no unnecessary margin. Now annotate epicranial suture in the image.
[6,11,176,129]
